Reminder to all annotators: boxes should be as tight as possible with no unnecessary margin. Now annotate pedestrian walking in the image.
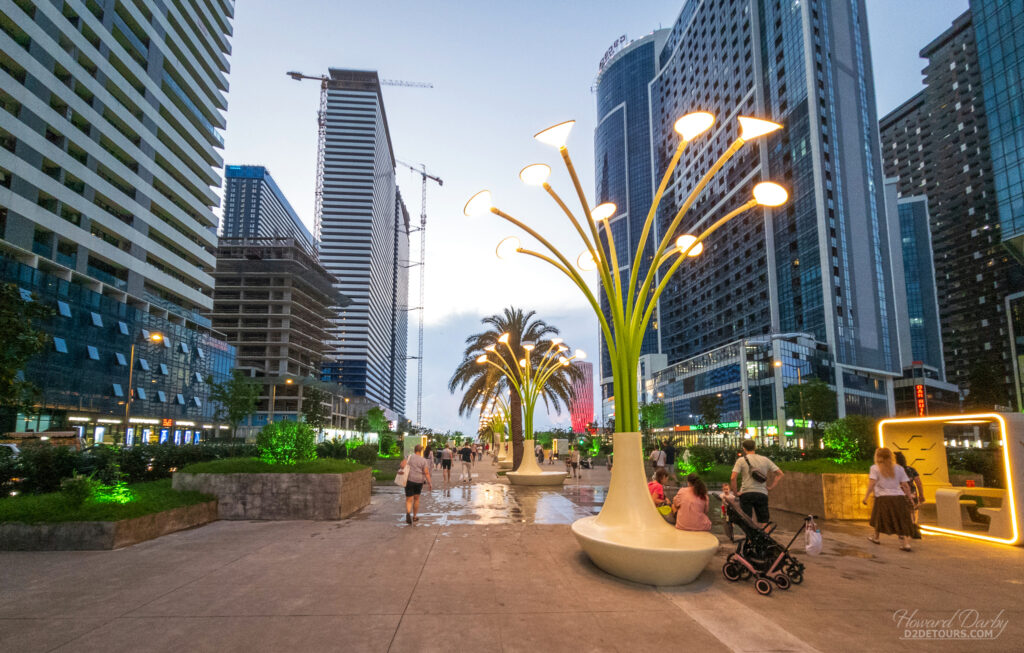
[440,444,453,486]
[650,445,667,476]
[729,439,783,526]
[458,443,473,482]
[672,473,712,532]
[863,447,916,551]
[569,446,581,478]
[535,443,544,464]
[399,444,431,524]
[894,451,924,528]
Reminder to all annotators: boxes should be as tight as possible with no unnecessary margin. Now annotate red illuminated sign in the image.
[914,385,926,416]
[162,418,174,427]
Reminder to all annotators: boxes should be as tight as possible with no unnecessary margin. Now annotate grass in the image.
[372,470,396,481]
[0,480,213,524]
[180,457,367,474]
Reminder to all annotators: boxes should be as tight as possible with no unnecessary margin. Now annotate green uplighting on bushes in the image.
[256,421,317,465]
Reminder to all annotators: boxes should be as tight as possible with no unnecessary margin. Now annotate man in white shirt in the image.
[730,439,783,526]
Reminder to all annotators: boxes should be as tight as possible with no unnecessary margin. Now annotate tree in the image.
[448,307,580,470]
[0,284,54,429]
[965,360,1008,409]
[639,401,666,445]
[207,371,259,439]
[365,406,388,434]
[823,415,876,463]
[300,385,330,434]
[783,378,837,445]
[697,394,722,437]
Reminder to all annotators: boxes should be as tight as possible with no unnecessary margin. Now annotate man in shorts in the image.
[401,444,432,524]
[440,445,453,486]
[458,443,473,482]
[729,439,783,526]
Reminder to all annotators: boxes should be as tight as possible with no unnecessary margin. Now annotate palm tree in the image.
[449,307,580,469]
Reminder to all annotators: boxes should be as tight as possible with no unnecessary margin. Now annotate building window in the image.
[112,383,124,397]
[179,342,189,354]
[19,288,32,302]
[163,337,171,349]
[136,387,147,401]
[159,363,169,375]
[142,329,151,340]
[115,352,127,366]
[193,372,203,383]
[192,397,201,408]
[57,301,71,318]
[118,321,129,335]
[138,358,150,371]
[91,312,103,327]
[157,390,167,403]
[87,345,100,360]
[175,393,185,405]
[196,347,205,360]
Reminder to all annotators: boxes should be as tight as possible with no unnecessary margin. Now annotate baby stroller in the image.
[718,492,811,596]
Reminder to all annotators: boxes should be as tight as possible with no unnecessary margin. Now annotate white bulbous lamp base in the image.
[571,432,719,585]
[506,439,566,486]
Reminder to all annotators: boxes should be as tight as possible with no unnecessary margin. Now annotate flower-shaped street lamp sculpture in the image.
[479,392,512,466]
[465,113,789,584]
[477,335,584,484]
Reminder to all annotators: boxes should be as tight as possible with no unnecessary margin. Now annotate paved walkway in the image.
[2,459,1021,652]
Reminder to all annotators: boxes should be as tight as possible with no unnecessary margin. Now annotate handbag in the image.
[742,453,768,483]
[394,456,410,488]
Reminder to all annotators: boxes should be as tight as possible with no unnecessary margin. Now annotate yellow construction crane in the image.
[397,161,442,427]
[285,71,433,243]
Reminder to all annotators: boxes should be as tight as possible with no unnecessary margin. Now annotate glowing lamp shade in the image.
[591,202,617,221]
[753,182,788,207]
[738,116,782,141]
[551,338,563,346]
[574,349,586,360]
[476,355,488,364]
[675,234,704,257]
[496,236,521,260]
[522,341,536,351]
[674,112,715,140]
[485,344,496,352]
[463,190,493,217]
[534,120,575,148]
[577,250,597,271]
[519,164,551,186]
[519,359,527,367]
[498,332,510,344]
[558,356,569,366]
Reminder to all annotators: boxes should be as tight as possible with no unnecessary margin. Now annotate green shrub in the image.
[0,448,18,496]
[256,422,318,465]
[677,445,717,475]
[316,439,349,459]
[59,474,95,508]
[16,443,79,494]
[349,443,378,467]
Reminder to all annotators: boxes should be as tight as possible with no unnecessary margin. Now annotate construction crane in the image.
[285,71,433,242]
[397,160,442,428]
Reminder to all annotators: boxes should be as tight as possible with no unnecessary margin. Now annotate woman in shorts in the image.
[400,444,432,524]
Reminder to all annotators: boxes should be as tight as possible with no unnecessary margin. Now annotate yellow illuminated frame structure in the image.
[878,413,1023,546]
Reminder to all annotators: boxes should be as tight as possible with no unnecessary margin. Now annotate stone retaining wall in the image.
[770,471,871,520]
[0,500,217,550]
[172,469,371,520]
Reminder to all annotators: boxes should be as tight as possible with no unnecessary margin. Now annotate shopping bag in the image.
[804,521,822,555]
[394,457,409,488]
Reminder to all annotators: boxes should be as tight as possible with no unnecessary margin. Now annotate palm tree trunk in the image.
[510,389,523,470]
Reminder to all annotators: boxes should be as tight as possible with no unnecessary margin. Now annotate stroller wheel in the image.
[773,574,791,590]
[754,578,773,596]
[786,569,804,585]
[722,562,742,582]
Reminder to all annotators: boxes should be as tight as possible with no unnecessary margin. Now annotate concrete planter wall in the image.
[0,500,217,551]
[172,469,372,520]
[770,471,871,520]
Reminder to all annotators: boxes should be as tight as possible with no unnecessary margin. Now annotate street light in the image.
[125,331,163,442]
[268,377,293,423]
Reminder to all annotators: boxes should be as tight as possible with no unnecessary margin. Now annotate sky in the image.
[218,0,969,434]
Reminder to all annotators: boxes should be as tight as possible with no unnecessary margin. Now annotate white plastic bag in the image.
[804,521,822,556]
[394,456,410,488]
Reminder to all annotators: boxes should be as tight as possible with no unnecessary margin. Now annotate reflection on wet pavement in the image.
[355,481,607,526]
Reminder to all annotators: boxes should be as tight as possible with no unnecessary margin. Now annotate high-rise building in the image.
[971,0,1024,259]
[593,30,669,420]
[880,11,1023,409]
[316,69,408,419]
[595,0,899,435]
[569,360,594,434]
[221,165,314,253]
[0,0,236,439]
[210,237,351,434]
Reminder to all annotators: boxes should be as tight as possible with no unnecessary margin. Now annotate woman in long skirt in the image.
[862,447,916,551]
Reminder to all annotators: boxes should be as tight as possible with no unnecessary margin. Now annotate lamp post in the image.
[125,331,163,442]
[465,112,790,585]
[268,377,293,424]
[343,396,350,431]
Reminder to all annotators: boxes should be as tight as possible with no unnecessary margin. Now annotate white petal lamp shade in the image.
[519,164,551,186]
[498,332,510,344]
[738,116,782,141]
[522,341,536,351]
[675,234,704,257]
[463,190,493,217]
[550,337,563,346]
[476,355,488,364]
[591,202,617,221]
[519,359,527,367]
[558,356,569,366]
[496,236,521,260]
[673,112,715,140]
[534,120,575,148]
[753,182,788,207]
[574,349,586,360]
[485,344,496,352]
[577,250,597,271]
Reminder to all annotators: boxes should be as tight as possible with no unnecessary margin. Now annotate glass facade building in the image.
[317,69,408,419]
[569,360,594,434]
[971,0,1024,259]
[221,165,314,254]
